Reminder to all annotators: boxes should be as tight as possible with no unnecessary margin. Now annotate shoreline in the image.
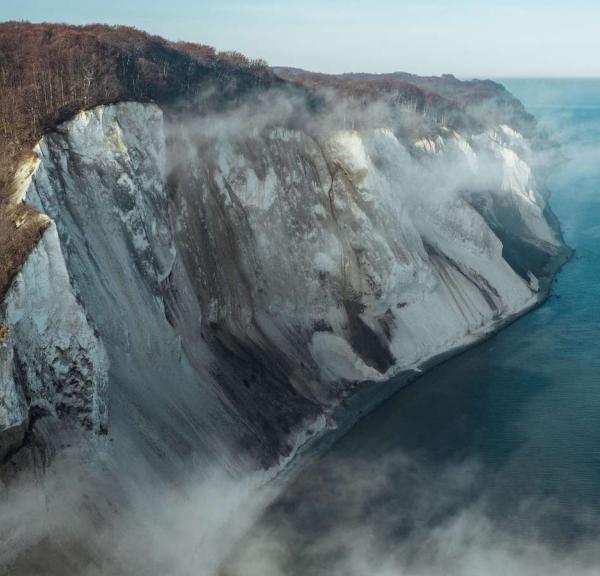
[271,242,574,485]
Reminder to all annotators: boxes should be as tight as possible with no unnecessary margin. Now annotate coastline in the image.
[271,239,574,485]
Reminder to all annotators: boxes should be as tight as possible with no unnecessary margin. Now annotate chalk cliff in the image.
[0,99,567,469]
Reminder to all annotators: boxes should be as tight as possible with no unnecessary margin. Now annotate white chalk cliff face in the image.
[0,101,566,469]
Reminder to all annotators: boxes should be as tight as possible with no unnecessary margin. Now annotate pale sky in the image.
[3,0,600,78]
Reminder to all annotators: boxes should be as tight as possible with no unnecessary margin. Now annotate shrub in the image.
[0,323,9,344]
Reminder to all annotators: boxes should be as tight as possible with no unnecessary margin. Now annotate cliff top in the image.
[0,22,535,302]
[273,67,536,136]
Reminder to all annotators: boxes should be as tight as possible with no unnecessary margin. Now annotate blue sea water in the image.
[241,80,600,571]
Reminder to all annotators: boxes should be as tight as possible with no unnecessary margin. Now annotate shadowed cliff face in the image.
[0,92,568,472]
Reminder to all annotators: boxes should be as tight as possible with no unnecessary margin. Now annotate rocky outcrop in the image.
[0,222,108,461]
[0,98,568,470]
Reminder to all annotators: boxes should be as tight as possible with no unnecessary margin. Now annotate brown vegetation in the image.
[361,72,537,133]
[274,68,456,119]
[0,22,275,301]
[273,67,536,136]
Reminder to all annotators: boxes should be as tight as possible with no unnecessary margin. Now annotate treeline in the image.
[348,72,536,135]
[275,68,536,136]
[272,68,481,133]
[0,22,273,186]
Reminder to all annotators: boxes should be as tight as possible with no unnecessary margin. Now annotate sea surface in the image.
[226,80,600,575]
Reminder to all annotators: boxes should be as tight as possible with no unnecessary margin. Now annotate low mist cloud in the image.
[0,450,281,576]
[5,444,600,575]
[221,450,600,576]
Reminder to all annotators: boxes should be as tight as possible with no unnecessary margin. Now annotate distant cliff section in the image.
[0,23,570,470]
[273,67,537,136]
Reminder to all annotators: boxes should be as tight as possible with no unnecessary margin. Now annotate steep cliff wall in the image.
[0,99,568,472]
[0,203,108,461]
